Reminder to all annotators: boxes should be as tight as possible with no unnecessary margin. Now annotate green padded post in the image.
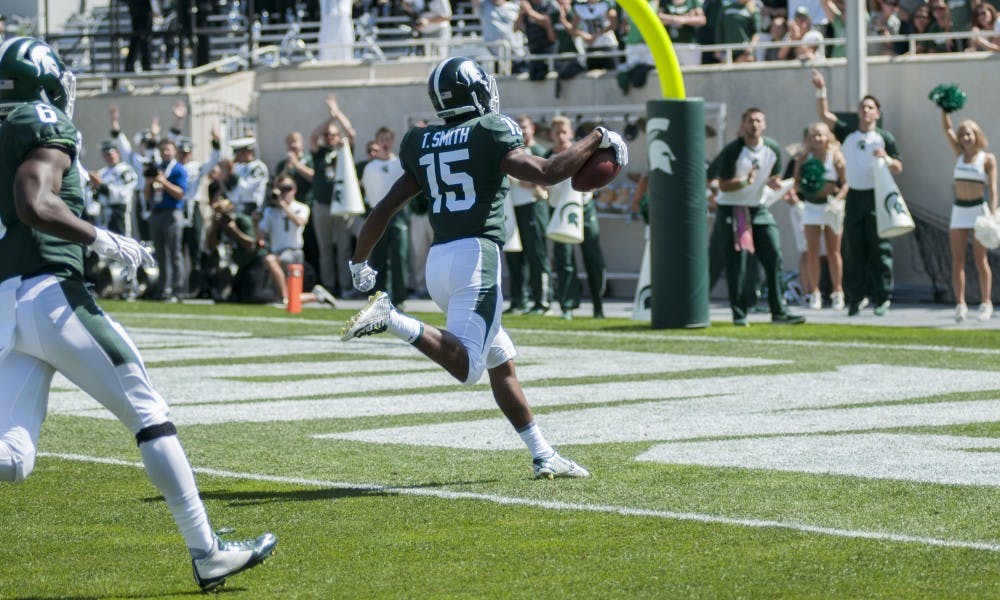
[646,98,709,329]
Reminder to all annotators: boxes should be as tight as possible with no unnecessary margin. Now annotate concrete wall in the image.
[74,52,1000,296]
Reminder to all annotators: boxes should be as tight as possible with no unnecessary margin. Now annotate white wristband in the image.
[816,87,827,99]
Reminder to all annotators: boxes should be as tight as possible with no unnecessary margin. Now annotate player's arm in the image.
[501,129,602,186]
[352,172,422,264]
[14,146,97,244]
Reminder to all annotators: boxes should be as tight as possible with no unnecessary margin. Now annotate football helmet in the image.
[427,57,499,120]
[0,36,77,119]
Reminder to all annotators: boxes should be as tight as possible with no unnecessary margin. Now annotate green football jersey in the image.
[0,102,85,282]
[399,113,524,247]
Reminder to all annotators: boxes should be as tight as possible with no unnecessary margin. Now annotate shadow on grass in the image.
[141,478,502,507]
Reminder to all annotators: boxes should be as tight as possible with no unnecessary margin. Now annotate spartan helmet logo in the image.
[27,44,61,78]
[884,191,908,216]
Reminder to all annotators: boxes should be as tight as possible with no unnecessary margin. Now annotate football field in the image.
[3,300,1000,598]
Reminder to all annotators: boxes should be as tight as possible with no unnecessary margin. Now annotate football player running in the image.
[341,57,627,479]
[0,37,275,591]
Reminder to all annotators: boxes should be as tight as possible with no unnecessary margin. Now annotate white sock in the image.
[139,435,215,555]
[388,308,423,344]
[516,421,555,460]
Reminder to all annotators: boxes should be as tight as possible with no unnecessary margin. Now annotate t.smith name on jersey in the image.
[421,127,471,149]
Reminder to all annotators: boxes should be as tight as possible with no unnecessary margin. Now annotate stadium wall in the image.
[75,53,999,298]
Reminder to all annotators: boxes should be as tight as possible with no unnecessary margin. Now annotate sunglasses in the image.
[278,185,295,192]
[975,10,990,15]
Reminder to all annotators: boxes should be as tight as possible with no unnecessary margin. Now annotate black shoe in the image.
[772,313,806,325]
[504,305,527,315]
[733,318,749,327]
[593,309,605,319]
[847,303,860,316]
[525,305,551,316]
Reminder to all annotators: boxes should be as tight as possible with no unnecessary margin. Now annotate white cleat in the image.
[533,452,590,479]
[956,303,968,322]
[978,302,993,322]
[192,532,277,592]
[341,291,392,341]
[830,291,845,311]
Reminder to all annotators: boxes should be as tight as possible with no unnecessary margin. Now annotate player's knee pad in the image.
[135,421,178,446]
[486,329,517,370]
[0,429,37,483]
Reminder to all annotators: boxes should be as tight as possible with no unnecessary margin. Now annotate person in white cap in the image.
[229,137,269,216]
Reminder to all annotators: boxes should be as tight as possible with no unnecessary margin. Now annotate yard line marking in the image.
[40,451,1000,554]
[117,312,1000,357]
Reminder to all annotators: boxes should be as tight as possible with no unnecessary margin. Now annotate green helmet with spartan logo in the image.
[427,57,499,121]
[0,36,77,120]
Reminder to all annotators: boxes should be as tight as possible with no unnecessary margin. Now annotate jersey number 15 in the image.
[418,149,476,214]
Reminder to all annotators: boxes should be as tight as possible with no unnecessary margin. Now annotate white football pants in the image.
[425,237,516,384]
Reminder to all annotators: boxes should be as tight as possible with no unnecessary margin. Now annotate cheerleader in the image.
[939,110,998,321]
[791,122,847,310]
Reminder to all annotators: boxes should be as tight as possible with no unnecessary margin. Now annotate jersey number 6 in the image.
[418,149,476,214]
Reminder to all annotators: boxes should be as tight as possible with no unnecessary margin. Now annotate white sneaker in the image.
[830,291,845,311]
[978,302,993,322]
[956,303,968,322]
[532,452,590,479]
[312,284,337,308]
[858,297,870,311]
[192,532,277,592]
[341,291,392,341]
[809,292,822,310]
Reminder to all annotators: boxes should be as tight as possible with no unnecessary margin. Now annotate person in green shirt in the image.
[716,0,762,61]
[0,36,275,591]
[342,57,628,479]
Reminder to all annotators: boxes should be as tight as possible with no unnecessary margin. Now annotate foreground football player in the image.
[0,37,275,591]
[341,57,627,479]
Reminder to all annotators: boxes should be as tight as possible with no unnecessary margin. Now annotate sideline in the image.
[40,451,1000,554]
[121,312,1000,357]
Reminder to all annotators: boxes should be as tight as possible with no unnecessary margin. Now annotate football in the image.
[571,147,622,192]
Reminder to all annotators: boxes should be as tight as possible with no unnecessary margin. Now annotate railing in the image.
[43,10,1000,88]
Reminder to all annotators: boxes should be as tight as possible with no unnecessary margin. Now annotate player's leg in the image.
[343,238,497,384]
[20,276,275,589]
[390,222,410,305]
[0,353,54,483]
[484,329,588,478]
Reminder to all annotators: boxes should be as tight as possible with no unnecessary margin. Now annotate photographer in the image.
[206,196,271,303]
[144,138,188,301]
[257,175,336,307]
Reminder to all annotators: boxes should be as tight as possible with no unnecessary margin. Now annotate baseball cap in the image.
[100,139,118,153]
[230,137,256,151]
[794,6,811,18]
[177,136,194,153]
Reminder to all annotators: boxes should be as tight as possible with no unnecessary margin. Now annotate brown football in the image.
[571,147,622,192]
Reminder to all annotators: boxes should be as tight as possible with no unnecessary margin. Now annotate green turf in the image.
[2,300,999,598]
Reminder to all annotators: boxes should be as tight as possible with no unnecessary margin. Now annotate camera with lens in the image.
[269,188,282,206]
[142,161,160,179]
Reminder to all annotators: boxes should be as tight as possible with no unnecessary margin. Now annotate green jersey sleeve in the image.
[0,102,85,282]
[716,139,745,180]
[878,128,901,160]
[765,137,783,177]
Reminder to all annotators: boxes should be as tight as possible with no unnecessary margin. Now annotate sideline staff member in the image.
[811,69,903,316]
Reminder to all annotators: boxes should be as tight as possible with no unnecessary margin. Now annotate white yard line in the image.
[39,451,1000,554]
[119,312,1000,357]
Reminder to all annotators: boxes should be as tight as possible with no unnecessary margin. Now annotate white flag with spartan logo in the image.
[330,140,365,216]
[873,157,914,239]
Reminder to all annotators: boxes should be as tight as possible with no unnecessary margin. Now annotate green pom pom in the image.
[929,83,967,113]
[638,194,649,225]
[798,156,827,195]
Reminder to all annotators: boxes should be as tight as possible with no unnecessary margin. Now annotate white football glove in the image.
[349,260,377,292]
[596,126,629,168]
[89,228,155,283]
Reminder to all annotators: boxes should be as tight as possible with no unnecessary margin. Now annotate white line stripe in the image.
[39,452,1000,553]
[117,312,1000,357]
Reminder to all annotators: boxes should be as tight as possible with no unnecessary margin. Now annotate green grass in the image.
[2,300,1000,598]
